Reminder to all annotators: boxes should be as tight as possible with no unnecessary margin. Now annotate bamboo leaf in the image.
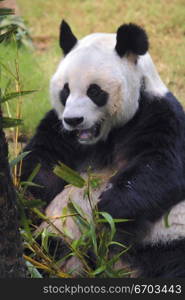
[0,29,14,43]
[24,255,71,278]
[23,255,51,271]
[90,220,98,255]
[41,228,50,253]
[26,261,43,278]
[109,241,128,249]
[22,163,41,194]
[69,201,86,219]
[98,218,132,223]
[0,25,17,43]
[62,227,74,240]
[71,239,80,250]
[69,201,89,232]
[90,177,102,189]
[0,90,37,103]
[164,211,170,228]
[57,252,74,265]
[1,116,22,128]
[98,212,116,241]
[21,198,45,209]
[53,162,85,188]
[97,228,109,260]
[0,8,14,15]
[10,151,30,168]
[107,248,130,266]
[20,181,43,189]
[91,265,106,276]
[27,163,41,184]
[32,208,47,221]
[17,196,32,240]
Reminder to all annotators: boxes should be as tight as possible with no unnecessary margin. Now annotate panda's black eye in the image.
[60,83,70,106]
[87,84,108,107]
[87,84,101,98]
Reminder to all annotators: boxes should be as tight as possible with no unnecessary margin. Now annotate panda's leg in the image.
[130,239,185,278]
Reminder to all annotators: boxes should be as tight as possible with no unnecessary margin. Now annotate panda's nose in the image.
[64,117,84,127]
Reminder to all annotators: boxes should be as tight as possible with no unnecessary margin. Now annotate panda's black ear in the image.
[59,20,78,55]
[115,23,149,57]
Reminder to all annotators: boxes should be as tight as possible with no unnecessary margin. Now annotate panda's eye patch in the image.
[87,84,108,107]
[60,83,70,106]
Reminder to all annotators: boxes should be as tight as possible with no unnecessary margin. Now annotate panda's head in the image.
[50,20,149,144]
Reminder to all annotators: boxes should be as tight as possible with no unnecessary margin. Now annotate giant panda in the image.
[21,20,185,278]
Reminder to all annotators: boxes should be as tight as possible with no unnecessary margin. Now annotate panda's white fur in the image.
[144,201,185,245]
[50,33,168,144]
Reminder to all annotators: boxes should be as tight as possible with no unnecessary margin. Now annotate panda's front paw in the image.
[98,187,127,219]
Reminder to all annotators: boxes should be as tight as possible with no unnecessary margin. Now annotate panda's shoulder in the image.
[119,92,185,151]
[139,92,185,128]
[162,92,185,117]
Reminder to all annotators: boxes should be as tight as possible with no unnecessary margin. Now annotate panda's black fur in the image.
[21,21,185,278]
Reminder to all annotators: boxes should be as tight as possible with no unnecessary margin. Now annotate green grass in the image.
[2,0,185,136]
[0,42,51,135]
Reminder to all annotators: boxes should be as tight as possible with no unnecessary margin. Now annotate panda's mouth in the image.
[76,122,101,142]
